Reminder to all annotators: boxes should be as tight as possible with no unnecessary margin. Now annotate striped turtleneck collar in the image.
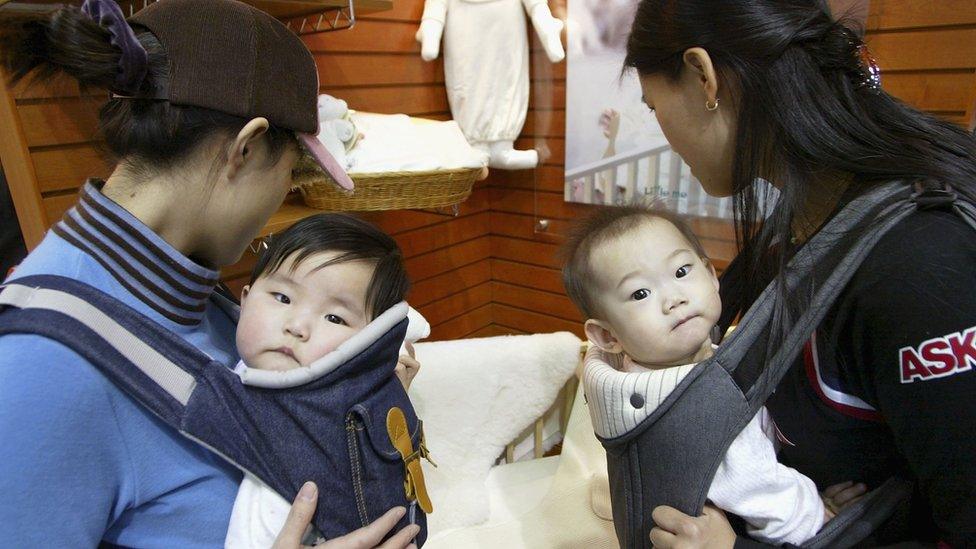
[52,180,220,326]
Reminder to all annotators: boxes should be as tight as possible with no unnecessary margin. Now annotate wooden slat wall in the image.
[865,1,976,129]
[0,1,495,340]
[5,0,975,343]
[1,72,113,247]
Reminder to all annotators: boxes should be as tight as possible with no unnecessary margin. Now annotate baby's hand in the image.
[395,342,421,390]
[821,480,867,520]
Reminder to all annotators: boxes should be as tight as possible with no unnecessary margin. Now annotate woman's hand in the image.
[273,482,420,549]
[395,343,421,391]
[821,480,867,519]
[649,504,735,549]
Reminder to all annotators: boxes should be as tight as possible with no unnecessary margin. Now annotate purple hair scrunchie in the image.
[81,0,149,95]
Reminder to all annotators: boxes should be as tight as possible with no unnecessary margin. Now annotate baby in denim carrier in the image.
[562,206,864,545]
[224,213,420,548]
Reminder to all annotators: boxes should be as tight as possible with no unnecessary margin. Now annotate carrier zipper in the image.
[346,414,369,526]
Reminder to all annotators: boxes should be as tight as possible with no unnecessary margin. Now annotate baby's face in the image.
[236,251,374,371]
[588,218,721,367]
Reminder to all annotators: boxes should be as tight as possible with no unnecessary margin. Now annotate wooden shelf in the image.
[249,0,392,18]
[260,192,324,238]
[0,0,393,20]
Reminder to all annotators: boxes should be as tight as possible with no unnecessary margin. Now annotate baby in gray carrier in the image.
[560,205,863,545]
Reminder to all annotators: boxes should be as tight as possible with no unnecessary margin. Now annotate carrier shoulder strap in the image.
[0,274,217,424]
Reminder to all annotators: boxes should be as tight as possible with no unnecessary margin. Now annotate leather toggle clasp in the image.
[912,181,957,211]
[387,407,434,513]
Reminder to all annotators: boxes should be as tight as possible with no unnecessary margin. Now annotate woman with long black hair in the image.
[623,1,976,547]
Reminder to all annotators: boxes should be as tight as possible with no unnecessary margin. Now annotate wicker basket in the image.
[293,163,482,211]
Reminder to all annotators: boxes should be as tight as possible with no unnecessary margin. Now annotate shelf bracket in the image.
[112,0,356,35]
[284,0,355,35]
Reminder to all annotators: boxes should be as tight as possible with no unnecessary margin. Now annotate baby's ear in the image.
[704,257,719,292]
[585,319,623,354]
[240,285,251,302]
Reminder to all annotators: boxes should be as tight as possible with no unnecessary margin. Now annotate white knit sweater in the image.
[583,347,825,545]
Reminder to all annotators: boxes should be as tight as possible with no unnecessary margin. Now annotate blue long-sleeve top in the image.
[0,181,243,547]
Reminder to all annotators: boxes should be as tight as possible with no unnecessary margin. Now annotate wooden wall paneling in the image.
[410,258,491,307]
[492,303,583,338]
[528,81,566,111]
[521,110,565,138]
[33,144,112,194]
[18,99,101,148]
[865,8,976,129]
[490,211,566,244]
[491,235,561,269]
[403,235,490,281]
[428,303,493,340]
[516,136,565,167]
[420,281,492,326]
[0,68,48,249]
[41,190,82,228]
[866,1,976,30]
[393,211,489,257]
[319,84,448,116]
[491,281,582,323]
[487,165,564,192]
[315,53,444,88]
[466,324,527,338]
[491,258,565,295]
[866,29,976,72]
[303,20,425,54]
[882,71,976,113]
[358,1,424,21]
[493,186,593,219]
[10,73,85,100]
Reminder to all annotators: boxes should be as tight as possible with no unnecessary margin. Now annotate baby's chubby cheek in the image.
[235,321,262,365]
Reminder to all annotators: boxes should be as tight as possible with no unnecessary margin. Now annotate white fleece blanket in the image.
[423,382,619,549]
[409,332,581,533]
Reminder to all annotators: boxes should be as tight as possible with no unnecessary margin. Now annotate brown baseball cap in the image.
[129,0,353,190]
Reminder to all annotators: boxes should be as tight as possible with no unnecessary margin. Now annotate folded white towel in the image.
[348,113,489,173]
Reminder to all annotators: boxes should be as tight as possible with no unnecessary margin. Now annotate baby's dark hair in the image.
[249,214,409,320]
[561,205,709,319]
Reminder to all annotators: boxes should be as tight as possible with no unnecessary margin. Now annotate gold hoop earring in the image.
[705,98,719,111]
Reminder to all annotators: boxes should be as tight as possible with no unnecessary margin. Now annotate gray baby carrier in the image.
[583,181,976,548]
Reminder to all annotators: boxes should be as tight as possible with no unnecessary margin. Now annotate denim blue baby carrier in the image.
[583,181,976,548]
[0,275,431,545]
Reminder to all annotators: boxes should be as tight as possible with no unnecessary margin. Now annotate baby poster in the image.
[563,0,734,219]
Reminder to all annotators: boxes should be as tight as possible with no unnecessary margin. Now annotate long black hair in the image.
[624,0,976,320]
[0,6,296,176]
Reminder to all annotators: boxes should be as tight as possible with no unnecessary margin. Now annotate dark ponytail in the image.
[0,6,296,174]
[624,0,976,322]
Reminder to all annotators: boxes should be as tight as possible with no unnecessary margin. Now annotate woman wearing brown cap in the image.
[0,0,415,547]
